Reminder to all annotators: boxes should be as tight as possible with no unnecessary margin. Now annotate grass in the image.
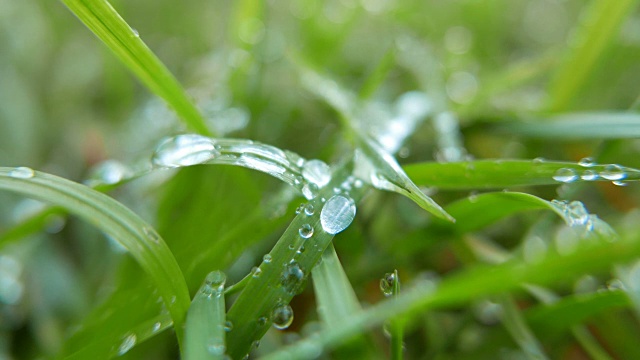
[1,0,640,359]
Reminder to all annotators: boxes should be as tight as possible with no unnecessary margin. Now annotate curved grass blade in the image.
[263,227,640,359]
[494,113,640,139]
[0,167,190,342]
[184,271,227,360]
[404,159,640,190]
[497,294,548,360]
[60,0,210,135]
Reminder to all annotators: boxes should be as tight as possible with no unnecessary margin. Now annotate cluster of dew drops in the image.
[551,157,628,186]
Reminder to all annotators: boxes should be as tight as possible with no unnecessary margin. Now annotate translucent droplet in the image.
[252,266,262,278]
[224,320,234,332]
[299,224,314,239]
[257,316,268,326]
[295,203,305,214]
[304,204,315,216]
[152,322,161,332]
[118,333,137,355]
[533,157,545,164]
[613,180,628,186]
[600,164,627,181]
[302,183,319,200]
[281,262,305,295]
[9,167,34,179]
[208,344,226,355]
[297,245,306,254]
[87,160,132,185]
[302,160,332,187]
[285,150,305,168]
[354,179,363,188]
[380,272,396,297]
[131,28,139,37]
[263,254,272,263]
[202,271,226,296]
[581,169,598,181]
[578,157,596,167]
[320,195,356,235]
[152,134,218,168]
[271,304,294,330]
[143,227,161,244]
[552,168,578,183]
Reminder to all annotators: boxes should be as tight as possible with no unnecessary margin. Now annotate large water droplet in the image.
[552,168,578,183]
[9,167,35,179]
[152,134,219,168]
[202,271,226,297]
[600,164,626,181]
[299,224,314,239]
[320,195,356,235]
[380,272,396,297]
[118,333,137,355]
[271,304,294,330]
[302,183,319,200]
[251,266,262,278]
[263,254,272,264]
[302,160,331,187]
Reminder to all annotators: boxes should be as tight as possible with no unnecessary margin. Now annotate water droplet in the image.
[380,272,396,297]
[281,262,305,294]
[131,28,139,37]
[251,266,262,278]
[288,244,295,250]
[302,160,332,187]
[9,167,34,179]
[578,157,596,167]
[533,157,545,164]
[263,254,272,263]
[87,160,132,185]
[208,344,226,355]
[581,169,598,181]
[613,180,628,187]
[353,179,363,188]
[320,195,356,235]
[143,227,161,244]
[304,204,315,216]
[202,271,226,296]
[607,279,626,291]
[272,304,294,330]
[152,322,161,332]
[224,320,234,332]
[152,134,218,168]
[257,316,268,326]
[302,183,319,200]
[299,224,314,239]
[600,164,627,181]
[295,203,305,214]
[118,333,137,355]
[553,168,578,183]
[285,150,306,168]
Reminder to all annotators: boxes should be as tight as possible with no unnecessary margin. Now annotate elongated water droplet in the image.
[152,322,161,332]
[271,304,294,330]
[224,320,234,332]
[552,168,578,183]
[263,254,272,263]
[118,333,137,355]
[302,183,319,200]
[578,157,596,167]
[380,272,396,297]
[600,164,626,181]
[299,224,314,239]
[153,134,218,168]
[581,169,598,181]
[9,167,35,179]
[320,195,356,235]
[302,160,331,187]
[612,180,628,187]
[143,227,161,244]
[281,262,305,295]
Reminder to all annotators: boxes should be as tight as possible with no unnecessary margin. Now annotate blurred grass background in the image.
[1,0,640,358]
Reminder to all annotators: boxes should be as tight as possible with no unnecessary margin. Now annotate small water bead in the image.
[281,262,305,294]
[320,195,356,235]
[533,157,545,164]
[299,224,314,239]
[272,304,294,330]
[9,167,35,179]
[380,272,396,297]
[304,204,315,216]
[152,322,161,332]
[152,134,219,168]
[297,245,306,254]
[302,160,332,187]
[87,160,132,185]
[578,157,596,167]
[295,203,305,214]
[285,150,306,168]
[302,183,319,200]
[208,344,226,355]
[143,227,161,244]
[203,271,226,296]
[263,254,272,263]
[600,164,626,181]
[251,266,262,278]
[552,168,578,183]
[612,180,628,187]
[118,333,137,355]
[581,169,598,181]
[224,320,234,332]
[257,317,268,326]
[353,179,363,188]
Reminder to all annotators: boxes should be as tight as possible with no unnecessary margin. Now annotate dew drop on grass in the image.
[552,168,578,183]
[152,322,161,332]
[87,160,132,185]
[354,179,363,188]
[380,272,396,297]
[302,160,332,187]
[533,157,545,164]
[299,224,314,239]
[295,203,305,214]
[202,271,226,297]
[581,169,598,181]
[143,227,161,244]
[257,316,268,326]
[207,344,226,355]
[271,304,294,330]
[320,195,356,235]
[224,320,234,332]
[263,254,272,263]
[302,183,319,200]
[600,164,626,181]
[118,333,137,355]
[578,157,596,167]
[9,167,35,179]
[152,134,219,168]
[613,180,628,187]
[281,262,305,295]
[304,204,315,216]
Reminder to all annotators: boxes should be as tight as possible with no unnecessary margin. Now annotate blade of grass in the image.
[547,0,638,111]
[358,48,396,100]
[496,294,548,360]
[60,0,210,135]
[184,271,227,360]
[0,167,190,343]
[404,159,640,190]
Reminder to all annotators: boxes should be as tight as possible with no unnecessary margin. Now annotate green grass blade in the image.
[263,229,640,359]
[547,0,638,111]
[184,271,227,360]
[404,159,640,190]
[311,245,362,326]
[358,48,396,100]
[494,113,640,139]
[0,167,190,342]
[497,294,548,360]
[60,0,210,135]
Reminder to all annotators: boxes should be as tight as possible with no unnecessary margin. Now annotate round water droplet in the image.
[281,262,305,294]
[320,195,356,235]
[600,164,627,181]
[224,320,234,332]
[552,168,578,183]
[118,333,137,355]
[578,157,596,167]
[152,134,218,168]
[208,344,226,355]
[380,272,396,297]
[297,245,306,254]
[257,317,268,326]
[299,224,314,239]
[9,167,35,179]
[302,183,319,200]
[263,254,272,263]
[304,204,315,216]
[252,266,262,278]
[271,304,294,330]
[202,271,226,296]
[143,227,161,244]
[302,160,332,187]
[581,169,598,181]
[295,203,305,214]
